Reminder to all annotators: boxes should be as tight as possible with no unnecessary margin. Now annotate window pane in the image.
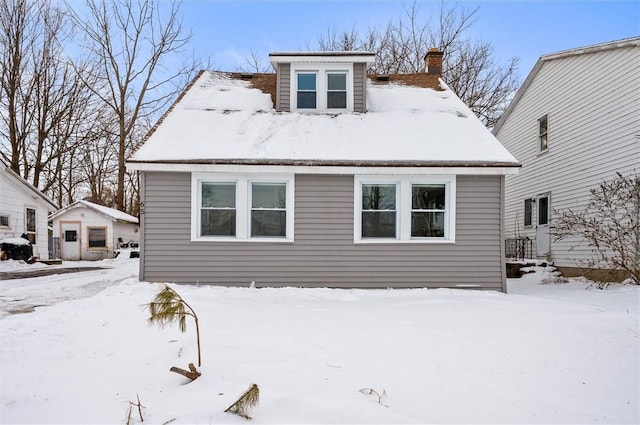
[0,215,8,226]
[524,199,532,226]
[297,92,316,109]
[202,183,235,208]
[88,228,106,247]
[538,197,549,225]
[252,183,286,209]
[539,116,547,135]
[201,210,236,236]
[65,230,77,242]
[252,210,286,237]
[539,115,548,151]
[540,134,548,151]
[412,185,445,209]
[297,73,316,90]
[362,184,396,210]
[26,208,36,232]
[362,211,396,238]
[327,73,346,90]
[411,212,445,237]
[327,92,346,109]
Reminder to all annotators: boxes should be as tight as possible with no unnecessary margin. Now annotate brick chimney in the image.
[424,48,444,75]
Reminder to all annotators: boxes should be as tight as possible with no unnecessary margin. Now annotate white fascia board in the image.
[127,162,520,175]
[269,54,375,67]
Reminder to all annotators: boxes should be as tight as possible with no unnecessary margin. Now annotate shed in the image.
[49,200,139,260]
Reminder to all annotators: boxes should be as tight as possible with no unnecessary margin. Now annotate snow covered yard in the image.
[0,261,638,424]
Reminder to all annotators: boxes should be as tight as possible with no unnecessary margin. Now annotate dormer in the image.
[269,51,375,113]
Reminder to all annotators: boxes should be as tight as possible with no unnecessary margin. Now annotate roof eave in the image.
[493,36,640,135]
[127,158,521,168]
[4,167,59,210]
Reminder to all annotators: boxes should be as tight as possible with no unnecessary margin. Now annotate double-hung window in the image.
[297,73,317,109]
[251,183,287,237]
[538,114,548,152]
[411,185,446,237]
[193,174,294,242]
[327,72,347,109]
[361,184,397,238]
[355,176,456,243]
[201,182,236,236]
[293,65,351,111]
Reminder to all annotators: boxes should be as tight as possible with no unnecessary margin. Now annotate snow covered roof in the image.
[129,70,519,169]
[49,200,138,224]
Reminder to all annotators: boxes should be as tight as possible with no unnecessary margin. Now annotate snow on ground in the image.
[0,261,638,424]
[0,252,139,319]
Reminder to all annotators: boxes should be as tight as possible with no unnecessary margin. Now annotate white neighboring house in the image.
[49,200,139,260]
[493,37,640,277]
[0,160,58,260]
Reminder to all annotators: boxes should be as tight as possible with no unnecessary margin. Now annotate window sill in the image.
[293,109,351,114]
[537,148,549,157]
[354,238,455,244]
[191,237,294,243]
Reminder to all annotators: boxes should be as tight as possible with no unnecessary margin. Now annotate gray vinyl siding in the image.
[496,42,640,267]
[353,62,366,112]
[140,172,505,291]
[276,63,290,111]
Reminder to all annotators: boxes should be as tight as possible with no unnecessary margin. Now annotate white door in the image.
[60,222,81,260]
[536,194,550,258]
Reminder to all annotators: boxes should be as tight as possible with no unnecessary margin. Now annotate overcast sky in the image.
[178,0,639,80]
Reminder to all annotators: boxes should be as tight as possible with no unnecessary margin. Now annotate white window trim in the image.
[354,175,456,244]
[191,173,294,243]
[538,114,548,153]
[291,63,353,112]
[0,213,10,228]
[524,198,533,228]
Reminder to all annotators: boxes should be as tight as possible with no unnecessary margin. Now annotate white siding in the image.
[0,170,54,259]
[51,206,139,260]
[496,42,640,267]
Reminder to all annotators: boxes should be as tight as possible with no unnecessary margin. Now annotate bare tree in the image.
[0,0,92,205]
[0,0,41,175]
[314,1,519,127]
[242,49,272,73]
[553,172,640,284]
[68,0,195,213]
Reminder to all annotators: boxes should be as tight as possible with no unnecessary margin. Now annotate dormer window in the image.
[293,68,350,111]
[327,73,347,109]
[296,73,317,109]
[269,51,374,113]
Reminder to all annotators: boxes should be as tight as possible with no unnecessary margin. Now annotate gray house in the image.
[127,50,520,290]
